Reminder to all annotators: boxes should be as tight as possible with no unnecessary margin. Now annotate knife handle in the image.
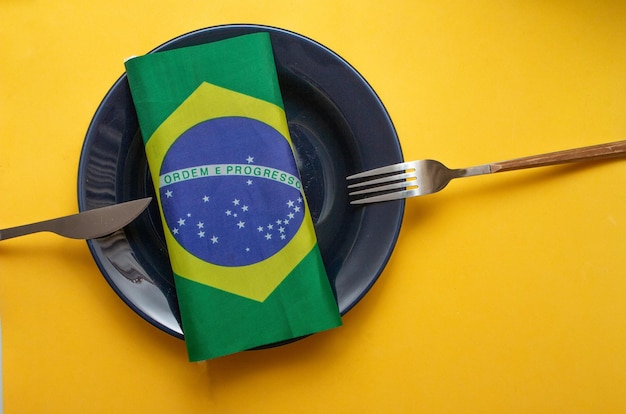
[0,221,53,241]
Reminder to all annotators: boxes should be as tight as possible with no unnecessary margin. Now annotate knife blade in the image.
[0,198,152,241]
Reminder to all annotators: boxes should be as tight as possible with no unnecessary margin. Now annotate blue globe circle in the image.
[159,117,305,267]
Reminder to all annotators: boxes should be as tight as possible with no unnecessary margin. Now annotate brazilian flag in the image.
[125,33,342,361]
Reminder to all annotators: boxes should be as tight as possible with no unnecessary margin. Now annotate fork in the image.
[347,140,626,204]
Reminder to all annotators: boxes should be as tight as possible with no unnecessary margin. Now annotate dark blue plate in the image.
[77,25,404,341]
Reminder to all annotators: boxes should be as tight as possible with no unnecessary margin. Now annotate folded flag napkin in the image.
[124,33,342,361]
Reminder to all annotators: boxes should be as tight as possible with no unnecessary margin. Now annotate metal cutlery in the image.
[0,198,152,241]
[347,140,626,204]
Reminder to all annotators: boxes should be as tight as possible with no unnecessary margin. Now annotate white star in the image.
[280,234,286,240]
[246,180,253,185]
[288,212,295,219]
[265,233,272,240]
[211,235,218,244]
[202,195,210,203]
[283,219,290,225]
[237,221,245,229]
[246,156,254,164]
[294,206,301,213]
[245,247,250,252]
[225,210,232,216]
[198,231,205,238]
[267,224,274,230]
[242,205,249,212]
[165,190,173,198]
[172,228,179,235]
[233,213,238,217]
[297,197,303,203]
[257,226,264,232]
[276,219,282,225]
[278,226,285,233]
[187,213,191,217]
[197,222,204,229]
[287,200,295,208]
[178,218,186,226]
[233,199,240,206]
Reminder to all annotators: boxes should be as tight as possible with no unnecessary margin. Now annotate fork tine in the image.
[346,161,415,180]
[347,161,419,205]
[347,171,417,189]
[348,180,417,196]
[350,188,420,205]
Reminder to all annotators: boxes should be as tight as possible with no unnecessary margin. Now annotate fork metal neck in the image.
[455,164,492,177]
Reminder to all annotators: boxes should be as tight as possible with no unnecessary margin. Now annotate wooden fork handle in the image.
[489,140,626,173]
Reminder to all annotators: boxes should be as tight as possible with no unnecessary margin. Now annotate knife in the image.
[0,198,152,241]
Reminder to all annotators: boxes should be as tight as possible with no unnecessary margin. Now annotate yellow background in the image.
[1,1,626,412]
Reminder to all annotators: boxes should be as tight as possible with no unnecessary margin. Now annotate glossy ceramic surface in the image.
[77,25,404,339]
